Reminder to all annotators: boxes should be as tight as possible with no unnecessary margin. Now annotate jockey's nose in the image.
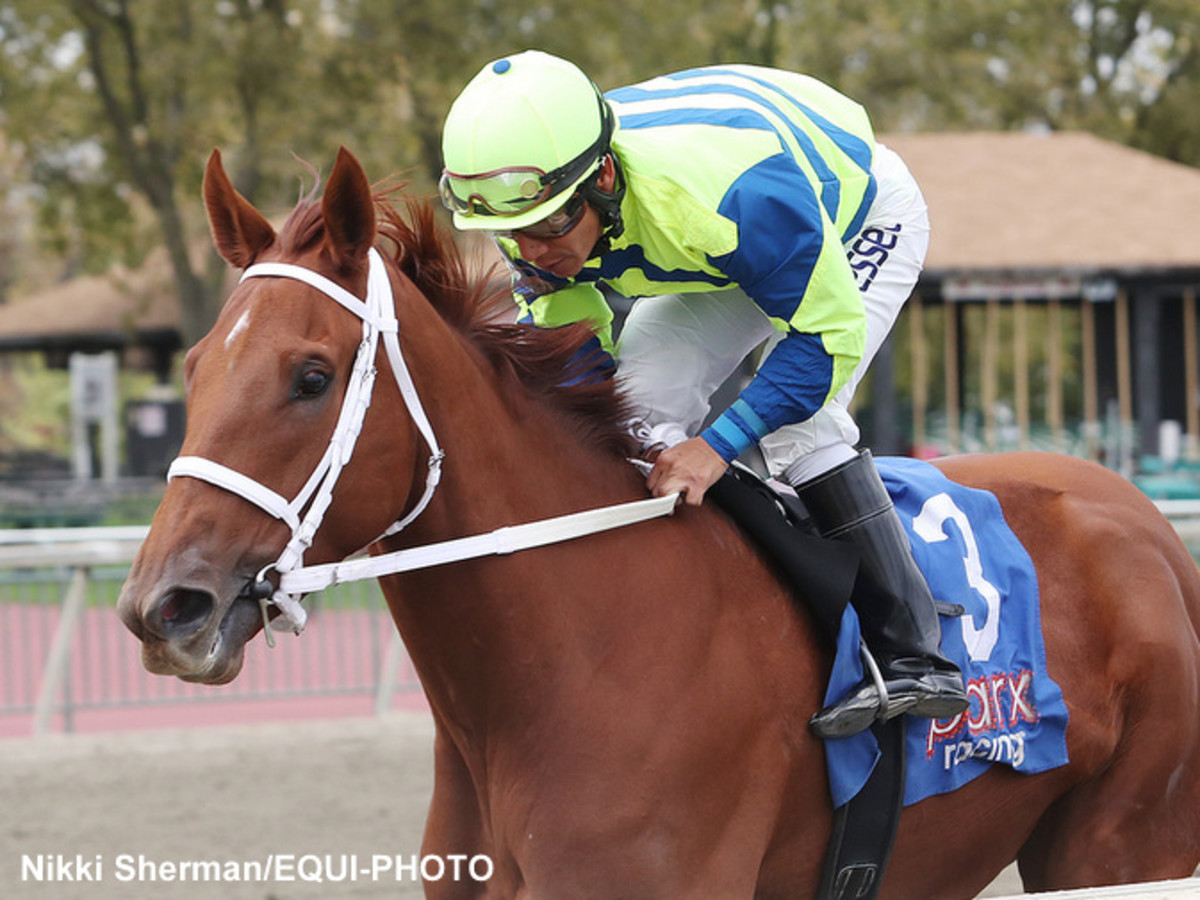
[514,232,551,263]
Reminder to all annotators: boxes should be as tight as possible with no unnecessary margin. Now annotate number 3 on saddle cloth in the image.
[707,457,1069,900]
[837,457,1068,806]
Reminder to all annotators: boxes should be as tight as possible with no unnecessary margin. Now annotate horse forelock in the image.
[273,184,638,461]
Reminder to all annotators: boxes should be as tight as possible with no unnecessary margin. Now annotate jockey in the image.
[439,50,967,739]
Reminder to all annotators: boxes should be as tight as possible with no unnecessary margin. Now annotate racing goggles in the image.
[496,186,589,240]
[439,97,613,219]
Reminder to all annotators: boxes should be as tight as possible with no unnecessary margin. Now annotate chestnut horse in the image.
[118,147,1200,899]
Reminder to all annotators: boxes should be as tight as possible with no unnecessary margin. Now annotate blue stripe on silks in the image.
[699,426,737,461]
[700,398,771,462]
[711,155,824,319]
[580,244,733,292]
[841,175,877,244]
[512,257,571,290]
[737,333,835,435]
[702,415,754,462]
[616,67,873,174]
[614,107,781,134]
[610,80,842,211]
[560,334,616,387]
[677,67,874,174]
[729,398,769,437]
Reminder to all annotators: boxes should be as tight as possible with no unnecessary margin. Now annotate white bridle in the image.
[167,248,676,641]
[168,248,442,636]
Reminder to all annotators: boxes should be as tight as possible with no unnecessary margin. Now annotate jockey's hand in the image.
[646,436,728,506]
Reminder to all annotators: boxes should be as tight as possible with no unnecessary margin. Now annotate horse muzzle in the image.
[118,574,264,685]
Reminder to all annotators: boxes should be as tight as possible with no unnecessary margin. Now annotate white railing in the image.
[0,525,149,568]
[4,498,1199,738]
[989,876,1200,899]
[0,527,419,736]
[1156,500,1200,548]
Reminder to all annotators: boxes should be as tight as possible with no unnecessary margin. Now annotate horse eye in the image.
[294,368,330,399]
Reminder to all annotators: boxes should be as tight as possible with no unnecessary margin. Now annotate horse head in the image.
[117,148,422,683]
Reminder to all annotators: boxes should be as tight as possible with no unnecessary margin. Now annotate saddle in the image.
[707,464,905,900]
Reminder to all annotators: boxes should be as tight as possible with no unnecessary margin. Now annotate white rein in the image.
[167,248,677,640]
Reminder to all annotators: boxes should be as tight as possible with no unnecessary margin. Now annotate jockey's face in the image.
[510,203,602,279]
[508,156,617,279]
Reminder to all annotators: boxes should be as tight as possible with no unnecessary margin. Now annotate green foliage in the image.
[0,357,71,456]
[3,0,1200,341]
[0,354,159,460]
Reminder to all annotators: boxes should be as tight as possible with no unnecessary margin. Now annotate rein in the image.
[167,247,677,640]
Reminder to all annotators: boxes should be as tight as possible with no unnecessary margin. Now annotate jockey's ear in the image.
[596,154,617,192]
[203,148,276,269]
[321,146,376,275]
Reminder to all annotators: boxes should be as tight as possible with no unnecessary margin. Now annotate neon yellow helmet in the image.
[440,51,615,232]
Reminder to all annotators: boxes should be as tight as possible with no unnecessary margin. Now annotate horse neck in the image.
[393,293,641,534]
[378,287,650,729]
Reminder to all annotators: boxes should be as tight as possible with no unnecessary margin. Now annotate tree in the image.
[0,0,396,344]
[753,1,1200,166]
[4,0,1200,352]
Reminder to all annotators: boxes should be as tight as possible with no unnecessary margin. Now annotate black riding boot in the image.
[791,450,968,740]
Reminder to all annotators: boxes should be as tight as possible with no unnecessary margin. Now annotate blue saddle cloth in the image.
[824,457,1070,809]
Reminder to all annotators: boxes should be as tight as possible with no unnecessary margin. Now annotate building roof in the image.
[882,130,1200,279]
[0,248,183,353]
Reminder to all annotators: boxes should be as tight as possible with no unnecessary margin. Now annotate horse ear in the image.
[203,148,276,269]
[321,146,376,271]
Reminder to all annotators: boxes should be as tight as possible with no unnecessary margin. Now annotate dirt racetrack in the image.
[2,714,437,900]
[0,712,1024,899]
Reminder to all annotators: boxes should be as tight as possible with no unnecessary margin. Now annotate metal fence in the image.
[0,527,422,737]
[5,499,1200,739]
[1158,500,1200,555]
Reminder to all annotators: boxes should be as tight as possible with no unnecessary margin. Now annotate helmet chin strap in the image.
[585,153,626,257]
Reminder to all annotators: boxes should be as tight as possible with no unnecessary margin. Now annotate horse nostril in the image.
[156,589,215,639]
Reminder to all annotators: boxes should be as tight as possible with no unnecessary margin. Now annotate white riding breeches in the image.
[615,143,930,483]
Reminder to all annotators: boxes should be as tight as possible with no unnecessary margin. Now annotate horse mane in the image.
[276,183,638,460]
